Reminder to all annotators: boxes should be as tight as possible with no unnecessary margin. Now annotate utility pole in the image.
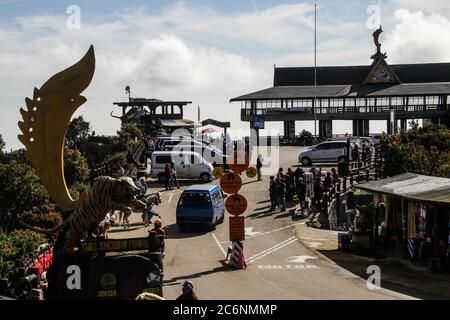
[313,4,318,143]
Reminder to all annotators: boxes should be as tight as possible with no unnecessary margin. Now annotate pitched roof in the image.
[357,172,450,206]
[273,63,450,86]
[230,82,450,101]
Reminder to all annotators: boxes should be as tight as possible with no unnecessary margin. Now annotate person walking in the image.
[176,280,198,300]
[256,154,263,181]
[164,163,173,190]
[170,160,180,188]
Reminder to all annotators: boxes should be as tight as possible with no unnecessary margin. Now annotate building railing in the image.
[241,103,448,117]
[89,141,146,184]
[318,145,383,224]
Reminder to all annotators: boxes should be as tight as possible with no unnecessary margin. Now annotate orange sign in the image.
[225,194,247,216]
[246,167,257,178]
[229,216,245,241]
[228,151,249,174]
[220,172,242,194]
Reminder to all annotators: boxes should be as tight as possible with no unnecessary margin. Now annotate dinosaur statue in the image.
[110,107,145,123]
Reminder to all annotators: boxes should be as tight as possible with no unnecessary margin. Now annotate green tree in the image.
[63,145,91,199]
[66,116,91,148]
[0,161,53,218]
[299,129,313,146]
[114,122,143,153]
[380,124,450,178]
[0,230,45,279]
[0,134,5,153]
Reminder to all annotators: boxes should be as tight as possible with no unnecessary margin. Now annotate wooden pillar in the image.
[402,198,408,259]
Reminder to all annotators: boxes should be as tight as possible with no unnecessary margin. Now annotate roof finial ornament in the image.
[371,25,387,60]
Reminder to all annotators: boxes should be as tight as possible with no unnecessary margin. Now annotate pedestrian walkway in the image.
[294,223,450,299]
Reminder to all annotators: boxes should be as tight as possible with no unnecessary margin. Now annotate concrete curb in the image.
[292,227,337,265]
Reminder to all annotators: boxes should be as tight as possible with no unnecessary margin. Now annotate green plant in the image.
[0,230,45,279]
[380,124,450,178]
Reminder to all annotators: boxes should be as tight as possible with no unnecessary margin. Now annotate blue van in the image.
[176,185,225,229]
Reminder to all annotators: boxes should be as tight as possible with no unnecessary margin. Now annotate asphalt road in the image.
[109,146,413,300]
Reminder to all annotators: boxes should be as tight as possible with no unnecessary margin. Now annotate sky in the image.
[1,0,450,150]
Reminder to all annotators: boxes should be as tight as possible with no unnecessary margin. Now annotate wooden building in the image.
[231,27,450,139]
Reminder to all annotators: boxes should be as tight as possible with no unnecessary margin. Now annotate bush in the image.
[0,230,45,279]
[19,210,62,230]
[380,124,450,178]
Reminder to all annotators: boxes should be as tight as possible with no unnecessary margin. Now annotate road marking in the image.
[245,227,262,237]
[288,255,318,263]
[246,222,305,239]
[248,237,297,264]
[166,190,181,204]
[257,264,320,270]
[212,233,227,257]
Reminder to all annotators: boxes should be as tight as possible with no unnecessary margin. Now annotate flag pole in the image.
[313,4,317,143]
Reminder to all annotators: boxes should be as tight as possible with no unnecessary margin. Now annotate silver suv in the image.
[298,141,348,166]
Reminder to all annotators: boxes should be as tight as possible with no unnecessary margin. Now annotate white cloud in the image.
[2,2,450,149]
[384,9,450,63]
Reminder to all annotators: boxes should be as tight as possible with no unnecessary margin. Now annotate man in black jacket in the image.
[176,280,198,300]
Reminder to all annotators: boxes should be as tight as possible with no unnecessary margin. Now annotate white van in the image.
[150,151,213,183]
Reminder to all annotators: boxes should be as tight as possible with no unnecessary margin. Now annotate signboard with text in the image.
[229,216,245,241]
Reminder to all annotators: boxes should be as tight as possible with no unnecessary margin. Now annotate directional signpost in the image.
[225,194,247,216]
[219,147,250,269]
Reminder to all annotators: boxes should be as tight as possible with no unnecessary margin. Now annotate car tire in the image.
[157,173,167,183]
[200,173,211,183]
[218,213,225,224]
[301,157,311,166]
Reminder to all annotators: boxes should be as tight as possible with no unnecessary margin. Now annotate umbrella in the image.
[201,127,219,134]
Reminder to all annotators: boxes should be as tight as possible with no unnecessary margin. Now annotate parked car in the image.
[298,141,348,166]
[157,139,226,165]
[176,185,225,230]
[155,135,210,150]
[369,134,382,145]
[150,151,213,183]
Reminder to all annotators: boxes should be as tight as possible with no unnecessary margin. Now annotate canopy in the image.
[357,172,450,206]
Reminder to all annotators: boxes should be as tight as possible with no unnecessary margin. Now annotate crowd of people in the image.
[269,166,340,215]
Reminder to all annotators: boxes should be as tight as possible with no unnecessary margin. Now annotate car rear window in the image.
[179,192,212,207]
[154,155,172,164]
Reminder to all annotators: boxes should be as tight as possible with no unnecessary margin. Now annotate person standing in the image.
[297,177,307,210]
[313,177,324,212]
[324,172,333,191]
[176,280,198,300]
[256,154,263,181]
[269,176,278,211]
[331,168,339,182]
[276,178,287,212]
[164,163,173,190]
[328,194,338,230]
[170,160,180,188]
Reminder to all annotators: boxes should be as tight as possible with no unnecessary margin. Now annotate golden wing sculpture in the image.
[18,45,95,212]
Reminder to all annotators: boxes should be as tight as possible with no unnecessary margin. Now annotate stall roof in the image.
[160,119,195,127]
[357,173,450,206]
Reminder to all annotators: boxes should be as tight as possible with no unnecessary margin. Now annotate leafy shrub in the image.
[0,230,45,279]
[380,124,450,178]
[19,210,62,230]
